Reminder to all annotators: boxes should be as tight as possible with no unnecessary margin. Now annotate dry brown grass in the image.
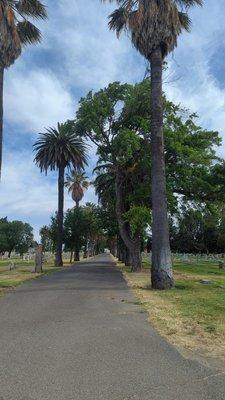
[120,265,225,366]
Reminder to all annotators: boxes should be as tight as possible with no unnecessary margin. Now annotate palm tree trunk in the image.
[150,47,173,289]
[55,165,64,267]
[0,67,4,179]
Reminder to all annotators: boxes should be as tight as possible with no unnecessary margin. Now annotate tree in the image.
[34,122,88,267]
[0,0,47,177]
[76,82,147,271]
[103,0,202,288]
[64,203,105,261]
[64,207,85,261]
[15,222,33,256]
[76,79,220,272]
[39,225,53,252]
[0,219,33,257]
[0,217,9,254]
[65,171,89,208]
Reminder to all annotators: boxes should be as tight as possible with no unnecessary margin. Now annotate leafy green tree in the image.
[64,207,85,261]
[76,79,220,273]
[0,217,9,253]
[103,0,202,288]
[39,225,53,252]
[0,0,47,177]
[34,122,88,267]
[0,219,33,257]
[64,203,105,261]
[14,222,33,256]
[76,82,148,271]
[124,206,151,238]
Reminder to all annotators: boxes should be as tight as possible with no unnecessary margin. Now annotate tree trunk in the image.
[74,239,80,261]
[0,67,4,179]
[55,165,64,267]
[125,247,131,267]
[74,250,80,261]
[83,245,87,258]
[150,47,173,289]
[130,241,142,272]
[70,250,73,263]
[115,172,142,272]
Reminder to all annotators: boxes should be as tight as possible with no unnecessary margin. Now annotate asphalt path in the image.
[0,254,224,400]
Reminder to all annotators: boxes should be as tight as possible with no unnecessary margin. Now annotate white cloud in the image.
[5,69,74,132]
[2,0,225,236]
[0,150,97,240]
[164,0,225,156]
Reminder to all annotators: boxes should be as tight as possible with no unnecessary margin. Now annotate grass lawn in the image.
[118,255,225,364]
[0,256,71,295]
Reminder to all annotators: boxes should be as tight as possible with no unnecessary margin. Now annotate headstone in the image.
[200,279,212,285]
[9,262,16,271]
[35,245,43,273]
[218,261,225,270]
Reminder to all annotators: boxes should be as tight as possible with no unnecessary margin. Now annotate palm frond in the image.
[178,11,191,31]
[17,20,41,44]
[108,8,127,36]
[33,123,88,174]
[175,0,203,7]
[15,0,47,19]
[103,0,203,59]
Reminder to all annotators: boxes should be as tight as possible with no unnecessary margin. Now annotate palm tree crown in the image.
[33,122,88,173]
[0,0,47,68]
[0,0,47,179]
[104,0,202,59]
[65,171,89,206]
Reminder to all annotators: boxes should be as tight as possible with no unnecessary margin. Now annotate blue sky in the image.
[0,0,225,240]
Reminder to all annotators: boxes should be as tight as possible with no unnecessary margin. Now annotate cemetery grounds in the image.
[119,253,225,368]
[0,253,70,296]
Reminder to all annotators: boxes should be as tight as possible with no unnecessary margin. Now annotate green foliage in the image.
[42,204,107,258]
[0,218,33,255]
[123,206,151,236]
[75,78,224,255]
[113,129,141,164]
[76,79,221,214]
[33,122,88,173]
[170,205,225,254]
[39,225,53,252]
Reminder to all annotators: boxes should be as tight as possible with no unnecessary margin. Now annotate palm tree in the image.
[103,0,202,289]
[65,171,89,260]
[0,0,47,178]
[34,122,88,267]
[65,171,89,208]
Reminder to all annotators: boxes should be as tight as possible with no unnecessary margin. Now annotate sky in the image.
[0,0,225,240]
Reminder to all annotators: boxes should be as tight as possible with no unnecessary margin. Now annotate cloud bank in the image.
[1,0,225,239]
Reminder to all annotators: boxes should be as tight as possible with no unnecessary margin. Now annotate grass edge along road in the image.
[0,257,72,296]
[0,255,96,297]
[117,256,225,367]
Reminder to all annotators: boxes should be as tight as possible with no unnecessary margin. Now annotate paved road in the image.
[0,254,224,400]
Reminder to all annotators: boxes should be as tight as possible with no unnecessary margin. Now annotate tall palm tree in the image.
[0,0,47,178]
[103,0,202,289]
[34,122,88,267]
[65,171,89,208]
